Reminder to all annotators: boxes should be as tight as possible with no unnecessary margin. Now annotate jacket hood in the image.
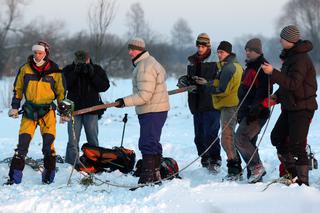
[187,48,212,64]
[280,40,313,59]
[245,54,266,68]
[224,53,238,63]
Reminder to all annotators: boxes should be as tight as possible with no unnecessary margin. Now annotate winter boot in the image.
[225,159,243,181]
[295,165,309,186]
[248,164,266,183]
[138,155,155,184]
[207,157,222,174]
[153,155,162,184]
[7,153,26,184]
[42,155,56,184]
[200,156,209,168]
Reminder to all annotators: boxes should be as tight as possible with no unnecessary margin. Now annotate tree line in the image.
[0,0,319,79]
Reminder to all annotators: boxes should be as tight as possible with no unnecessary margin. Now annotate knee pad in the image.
[11,151,26,170]
[16,133,32,156]
[42,134,55,156]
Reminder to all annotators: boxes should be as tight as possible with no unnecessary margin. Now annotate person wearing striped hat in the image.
[177,33,222,173]
[262,25,318,186]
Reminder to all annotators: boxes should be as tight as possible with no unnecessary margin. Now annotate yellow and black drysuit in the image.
[8,56,65,184]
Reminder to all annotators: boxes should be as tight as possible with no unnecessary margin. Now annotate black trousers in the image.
[271,110,314,165]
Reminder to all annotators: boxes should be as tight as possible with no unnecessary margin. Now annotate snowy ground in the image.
[0,77,319,213]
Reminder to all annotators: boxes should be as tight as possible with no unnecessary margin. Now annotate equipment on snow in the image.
[0,155,64,172]
[262,174,295,191]
[77,143,136,174]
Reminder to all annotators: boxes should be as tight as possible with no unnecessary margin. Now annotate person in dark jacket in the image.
[262,25,318,186]
[235,38,273,183]
[195,41,243,180]
[63,50,110,166]
[177,33,221,173]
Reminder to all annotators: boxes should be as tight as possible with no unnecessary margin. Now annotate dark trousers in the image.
[235,117,267,167]
[271,110,314,165]
[193,109,221,160]
[138,111,167,155]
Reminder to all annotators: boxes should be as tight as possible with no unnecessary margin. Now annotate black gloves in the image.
[115,98,125,108]
[177,75,195,88]
[83,64,94,77]
[74,63,85,73]
[74,63,94,77]
[246,103,270,124]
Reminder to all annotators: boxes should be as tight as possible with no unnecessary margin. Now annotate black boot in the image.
[138,155,155,184]
[278,152,299,179]
[7,153,25,184]
[200,156,209,168]
[154,155,162,184]
[296,165,309,186]
[42,155,56,184]
[207,157,222,174]
[225,158,243,181]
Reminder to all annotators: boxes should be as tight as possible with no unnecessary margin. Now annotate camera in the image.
[58,99,74,117]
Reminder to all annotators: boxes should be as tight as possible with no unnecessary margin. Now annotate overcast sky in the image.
[23,0,290,44]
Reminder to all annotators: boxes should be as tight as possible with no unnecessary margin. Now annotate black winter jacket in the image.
[272,40,318,111]
[186,53,218,114]
[63,62,110,114]
[237,55,272,121]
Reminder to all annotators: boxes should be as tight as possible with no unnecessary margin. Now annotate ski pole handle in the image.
[123,113,128,123]
[120,113,128,147]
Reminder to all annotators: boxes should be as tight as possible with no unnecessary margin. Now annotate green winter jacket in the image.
[208,53,243,110]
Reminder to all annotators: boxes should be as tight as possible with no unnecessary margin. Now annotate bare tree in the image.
[125,2,153,43]
[3,19,67,76]
[0,0,26,77]
[171,18,193,50]
[277,0,320,63]
[88,0,116,63]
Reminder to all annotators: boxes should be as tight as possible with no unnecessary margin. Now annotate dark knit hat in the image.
[74,50,89,64]
[217,41,232,54]
[196,33,211,47]
[128,37,146,51]
[280,25,300,43]
[245,38,262,54]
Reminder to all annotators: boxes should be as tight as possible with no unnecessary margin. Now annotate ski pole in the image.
[120,113,128,147]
